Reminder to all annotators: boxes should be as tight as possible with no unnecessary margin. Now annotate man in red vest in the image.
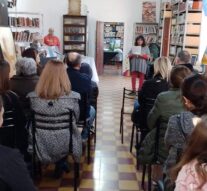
[44,28,60,50]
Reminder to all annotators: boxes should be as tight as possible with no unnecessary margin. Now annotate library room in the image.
[0,0,207,191]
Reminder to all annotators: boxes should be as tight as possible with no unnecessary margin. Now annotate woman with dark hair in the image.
[164,74,207,190]
[172,116,207,190]
[128,35,151,94]
[0,60,28,158]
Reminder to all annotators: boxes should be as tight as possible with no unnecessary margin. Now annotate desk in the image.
[82,56,99,84]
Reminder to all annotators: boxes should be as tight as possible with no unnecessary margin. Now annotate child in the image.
[172,116,207,190]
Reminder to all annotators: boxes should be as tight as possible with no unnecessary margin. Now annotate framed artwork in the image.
[191,54,198,65]
[142,2,156,23]
[0,27,17,76]
[68,0,81,15]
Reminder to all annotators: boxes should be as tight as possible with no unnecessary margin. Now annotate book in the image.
[132,46,141,55]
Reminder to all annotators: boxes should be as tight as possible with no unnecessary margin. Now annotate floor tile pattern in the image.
[38,75,142,191]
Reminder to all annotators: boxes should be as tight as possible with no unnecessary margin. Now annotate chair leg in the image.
[148,165,152,191]
[120,109,123,134]
[87,132,91,164]
[130,123,135,153]
[142,165,146,190]
[136,127,140,170]
[94,113,97,145]
[74,162,80,191]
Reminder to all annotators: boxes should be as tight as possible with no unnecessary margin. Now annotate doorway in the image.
[96,21,124,75]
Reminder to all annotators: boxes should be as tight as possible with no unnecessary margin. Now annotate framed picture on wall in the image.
[142,2,156,23]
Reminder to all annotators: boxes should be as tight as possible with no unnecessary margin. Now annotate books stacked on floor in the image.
[12,31,37,42]
[9,17,40,27]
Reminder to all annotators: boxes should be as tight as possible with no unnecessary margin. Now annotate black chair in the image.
[0,109,16,148]
[31,109,80,191]
[120,88,138,144]
[78,93,95,164]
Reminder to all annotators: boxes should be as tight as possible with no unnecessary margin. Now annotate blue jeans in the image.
[134,100,140,111]
[81,106,96,139]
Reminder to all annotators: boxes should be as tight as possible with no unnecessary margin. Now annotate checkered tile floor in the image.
[37,75,143,191]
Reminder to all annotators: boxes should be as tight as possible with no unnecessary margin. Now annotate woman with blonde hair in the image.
[172,116,207,190]
[28,59,82,178]
[133,57,172,140]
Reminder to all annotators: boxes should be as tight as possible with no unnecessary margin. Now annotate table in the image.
[104,51,119,65]
[81,56,99,84]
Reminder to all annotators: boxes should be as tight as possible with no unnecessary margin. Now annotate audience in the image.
[10,58,39,119]
[138,66,192,166]
[0,96,37,191]
[80,62,99,107]
[0,60,28,158]
[22,48,43,75]
[66,52,96,141]
[134,57,171,140]
[28,59,82,178]
[175,50,194,72]
[172,116,207,190]
[164,74,207,190]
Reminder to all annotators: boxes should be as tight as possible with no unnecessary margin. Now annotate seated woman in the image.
[0,60,28,158]
[22,48,43,75]
[172,116,207,190]
[164,74,207,190]
[10,58,39,119]
[28,59,82,178]
[0,96,36,191]
[136,57,171,140]
[138,66,192,165]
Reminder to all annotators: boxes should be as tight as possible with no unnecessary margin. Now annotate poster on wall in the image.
[68,0,81,15]
[142,2,156,23]
[0,27,17,76]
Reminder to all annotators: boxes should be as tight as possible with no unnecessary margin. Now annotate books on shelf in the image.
[135,25,157,35]
[12,30,38,43]
[9,17,40,27]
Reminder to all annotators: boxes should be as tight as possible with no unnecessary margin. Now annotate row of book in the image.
[12,31,37,42]
[9,17,40,27]
[135,25,157,35]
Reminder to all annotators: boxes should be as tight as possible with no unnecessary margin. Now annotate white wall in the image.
[82,0,161,58]
[10,0,161,58]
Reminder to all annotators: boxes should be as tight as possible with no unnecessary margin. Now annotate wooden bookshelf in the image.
[63,15,87,55]
[103,22,124,50]
[169,0,202,60]
[9,12,43,50]
[134,23,158,45]
[159,2,172,57]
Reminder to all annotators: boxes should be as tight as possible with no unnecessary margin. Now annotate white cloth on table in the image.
[81,56,99,84]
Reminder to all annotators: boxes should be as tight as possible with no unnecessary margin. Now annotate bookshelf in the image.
[104,22,124,50]
[159,2,172,57]
[63,15,87,55]
[9,12,43,51]
[169,0,202,60]
[134,23,158,45]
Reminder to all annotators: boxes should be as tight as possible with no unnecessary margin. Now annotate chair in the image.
[130,97,156,153]
[120,88,138,144]
[0,109,16,148]
[31,109,80,191]
[77,93,95,164]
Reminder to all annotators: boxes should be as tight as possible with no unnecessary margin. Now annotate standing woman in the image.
[129,35,151,94]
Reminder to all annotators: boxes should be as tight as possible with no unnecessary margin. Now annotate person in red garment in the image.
[44,28,60,50]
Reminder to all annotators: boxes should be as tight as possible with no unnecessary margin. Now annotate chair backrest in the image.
[78,93,88,124]
[0,109,16,148]
[32,108,74,154]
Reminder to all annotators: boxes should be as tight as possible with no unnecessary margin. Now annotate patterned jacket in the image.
[28,91,82,164]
